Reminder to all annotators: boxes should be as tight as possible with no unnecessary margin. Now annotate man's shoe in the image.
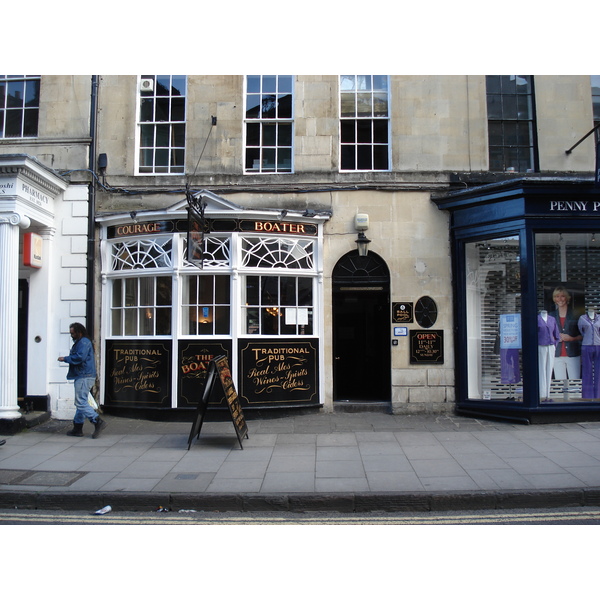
[66,422,84,437]
[92,417,107,439]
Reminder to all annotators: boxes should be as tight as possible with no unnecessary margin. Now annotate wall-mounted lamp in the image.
[355,231,371,257]
[130,211,138,223]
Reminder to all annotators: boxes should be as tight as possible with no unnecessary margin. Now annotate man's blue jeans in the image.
[73,377,98,424]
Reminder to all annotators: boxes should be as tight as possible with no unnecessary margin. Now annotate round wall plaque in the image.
[415,296,438,328]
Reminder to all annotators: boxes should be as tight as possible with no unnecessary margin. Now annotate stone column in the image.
[0,212,30,420]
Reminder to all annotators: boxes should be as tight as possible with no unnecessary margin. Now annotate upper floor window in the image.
[0,75,40,138]
[486,75,537,173]
[245,75,293,173]
[339,75,390,171]
[592,76,600,143]
[137,75,186,174]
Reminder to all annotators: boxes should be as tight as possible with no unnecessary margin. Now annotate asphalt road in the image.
[2,506,600,525]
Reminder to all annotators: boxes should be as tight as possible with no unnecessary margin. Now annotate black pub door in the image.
[332,251,391,402]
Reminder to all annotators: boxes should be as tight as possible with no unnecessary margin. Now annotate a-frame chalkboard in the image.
[187,356,249,450]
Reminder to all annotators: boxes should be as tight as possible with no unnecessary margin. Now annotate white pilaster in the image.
[0,212,30,419]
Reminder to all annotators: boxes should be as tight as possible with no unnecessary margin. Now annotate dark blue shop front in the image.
[434,177,600,423]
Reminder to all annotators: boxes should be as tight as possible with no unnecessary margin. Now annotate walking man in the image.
[58,322,107,438]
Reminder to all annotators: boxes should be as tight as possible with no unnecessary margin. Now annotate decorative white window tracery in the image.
[111,238,172,271]
[183,236,231,269]
[241,237,314,270]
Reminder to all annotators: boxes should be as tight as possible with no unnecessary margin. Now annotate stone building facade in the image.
[1,75,597,429]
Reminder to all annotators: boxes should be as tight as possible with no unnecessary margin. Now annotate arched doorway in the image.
[332,251,391,403]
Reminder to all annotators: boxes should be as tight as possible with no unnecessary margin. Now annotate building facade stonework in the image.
[1,75,598,429]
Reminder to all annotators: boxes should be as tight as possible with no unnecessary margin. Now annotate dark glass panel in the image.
[489,146,504,171]
[488,122,503,146]
[246,94,261,119]
[140,124,154,147]
[23,109,38,136]
[357,75,372,90]
[5,110,22,136]
[516,75,531,93]
[172,123,185,147]
[112,279,123,308]
[261,276,278,305]
[278,122,292,146]
[260,308,279,335]
[356,119,372,143]
[277,148,292,171]
[278,93,292,118]
[171,150,185,170]
[156,97,170,120]
[171,75,186,96]
[373,145,389,170]
[500,75,516,94]
[357,145,372,170]
[340,119,355,143]
[279,276,296,305]
[517,94,532,119]
[7,81,24,107]
[157,277,172,305]
[486,75,501,95]
[516,121,532,146]
[504,146,520,171]
[373,119,388,143]
[140,98,154,122]
[155,148,169,167]
[261,94,277,118]
[341,145,356,170]
[262,122,277,146]
[139,149,154,170]
[503,122,518,146]
[215,306,230,335]
[24,79,40,106]
[298,277,312,305]
[156,308,171,335]
[486,94,502,119]
[155,124,170,147]
[245,147,260,170]
[246,122,260,147]
[187,277,198,304]
[215,275,230,304]
[0,110,3,137]
[246,276,260,305]
[156,76,171,95]
[171,96,185,121]
[0,83,5,109]
[502,95,518,120]
[198,276,214,304]
[262,148,276,171]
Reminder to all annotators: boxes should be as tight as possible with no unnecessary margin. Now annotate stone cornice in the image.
[0,154,68,197]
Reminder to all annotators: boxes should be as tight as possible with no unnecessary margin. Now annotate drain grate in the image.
[0,469,87,486]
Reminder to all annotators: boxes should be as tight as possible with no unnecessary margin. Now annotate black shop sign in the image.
[104,340,171,407]
[410,330,444,364]
[238,339,319,405]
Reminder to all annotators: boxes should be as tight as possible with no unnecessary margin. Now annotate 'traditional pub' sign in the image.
[238,339,319,405]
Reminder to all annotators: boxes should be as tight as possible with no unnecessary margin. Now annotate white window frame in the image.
[339,75,391,172]
[244,75,294,174]
[135,75,187,175]
[0,75,40,139]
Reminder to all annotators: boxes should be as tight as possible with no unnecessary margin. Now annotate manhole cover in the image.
[17,471,87,486]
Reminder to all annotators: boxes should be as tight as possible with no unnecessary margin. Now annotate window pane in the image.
[262,148,276,171]
[262,122,276,146]
[277,148,292,171]
[246,276,260,305]
[373,120,388,144]
[140,98,154,122]
[341,145,356,170]
[262,76,277,93]
[340,94,356,118]
[157,277,171,305]
[171,75,186,96]
[280,276,296,305]
[340,75,355,91]
[215,275,230,304]
[261,277,278,305]
[373,145,389,170]
[278,93,292,118]
[5,110,22,136]
[261,94,277,118]
[356,119,372,143]
[198,276,214,304]
[357,145,372,170]
[215,307,230,334]
[247,75,261,93]
[341,120,355,143]
[7,81,24,107]
[156,75,171,95]
[246,95,260,119]
[171,97,185,121]
[278,122,292,146]
[465,236,522,402]
[356,93,372,117]
[278,76,293,94]
[246,147,260,170]
[246,122,260,146]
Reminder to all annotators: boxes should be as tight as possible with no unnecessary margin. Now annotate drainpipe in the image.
[86,75,99,336]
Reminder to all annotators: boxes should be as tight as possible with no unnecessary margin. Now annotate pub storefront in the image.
[434,178,600,423]
[97,191,329,416]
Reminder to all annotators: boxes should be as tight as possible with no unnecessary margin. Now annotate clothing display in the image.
[578,312,600,399]
[538,312,560,399]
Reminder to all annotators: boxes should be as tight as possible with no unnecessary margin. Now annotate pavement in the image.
[2,410,600,514]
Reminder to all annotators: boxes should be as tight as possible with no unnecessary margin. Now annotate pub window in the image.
[137,75,186,174]
[486,75,537,173]
[243,275,313,335]
[110,276,172,336]
[183,235,231,269]
[0,75,40,138]
[244,75,294,173]
[241,236,314,270]
[339,75,390,172]
[111,238,172,271]
[182,274,231,335]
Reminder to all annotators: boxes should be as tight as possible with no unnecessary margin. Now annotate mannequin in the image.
[549,286,582,394]
[538,310,560,402]
[578,308,600,399]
